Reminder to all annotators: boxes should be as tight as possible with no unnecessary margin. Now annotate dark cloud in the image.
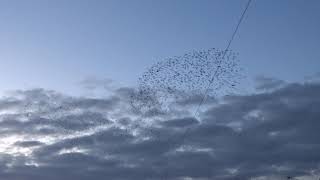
[304,72,320,83]
[14,141,44,147]
[255,76,286,91]
[175,93,217,106]
[160,117,199,128]
[0,82,319,179]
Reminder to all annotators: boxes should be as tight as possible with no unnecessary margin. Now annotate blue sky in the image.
[0,0,319,95]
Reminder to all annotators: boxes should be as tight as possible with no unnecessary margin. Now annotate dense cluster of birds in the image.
[131,48,242,114]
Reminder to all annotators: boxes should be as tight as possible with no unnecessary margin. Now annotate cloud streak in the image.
[0,81,319,180]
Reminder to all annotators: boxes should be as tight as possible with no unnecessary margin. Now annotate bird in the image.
[131,48,241,114]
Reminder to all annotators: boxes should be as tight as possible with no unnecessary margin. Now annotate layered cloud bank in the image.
[0,81,319,180]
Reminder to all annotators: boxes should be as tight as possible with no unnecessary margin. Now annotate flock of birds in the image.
[130,48,242,113]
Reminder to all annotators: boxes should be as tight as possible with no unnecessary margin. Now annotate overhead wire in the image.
[160,0,254,179]
[193,0,253,119]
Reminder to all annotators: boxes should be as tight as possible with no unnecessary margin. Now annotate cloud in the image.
[78,76,114,91]
[0,82,319,179]
[14,141,44,147]
[304,72,320,84]
[160,117,199,128]
[255,76,286,91]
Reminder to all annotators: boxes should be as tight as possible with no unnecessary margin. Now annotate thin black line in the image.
[160,0,253,179]
[194,0,253,119]
[225,0,253,53]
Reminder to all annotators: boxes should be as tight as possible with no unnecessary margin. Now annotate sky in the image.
[0,0,319,95]
[0,0,320,180]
